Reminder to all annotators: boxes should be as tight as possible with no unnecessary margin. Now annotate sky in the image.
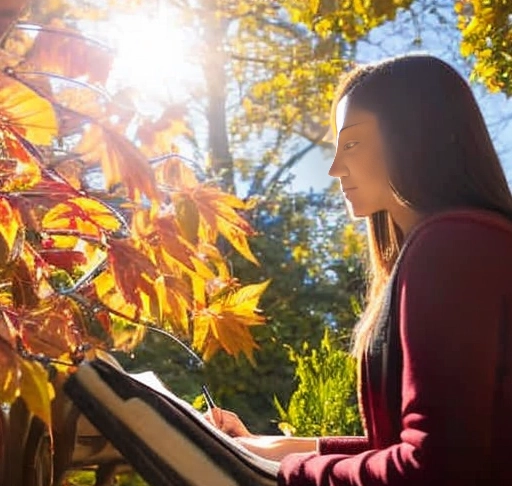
[290,3,512,192]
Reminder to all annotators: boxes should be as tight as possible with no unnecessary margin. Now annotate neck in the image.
[389,204,424,239]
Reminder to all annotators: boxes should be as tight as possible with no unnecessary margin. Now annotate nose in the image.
[328,149,349,178]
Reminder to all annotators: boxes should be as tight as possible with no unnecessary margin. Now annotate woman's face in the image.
[329,96,395,218]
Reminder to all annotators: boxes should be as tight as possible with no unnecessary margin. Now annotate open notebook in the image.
[64,358,279,486]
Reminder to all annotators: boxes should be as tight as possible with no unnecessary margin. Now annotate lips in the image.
[342,187,357,193]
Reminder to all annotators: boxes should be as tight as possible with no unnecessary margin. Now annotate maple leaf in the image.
[0,196,23,266]
[0,309,17,348]
[0,339,20,404]
[197,242,231,280]
[6,243,54,309]
[0,339,55,427]
[0,73,58,145]
[138,104,191,158]
[155,275,192,334]
[154,155,199,189]
[10,259,40,309]
[42,196,122,237]
[39,248,87,273]
[52,86,107,137]
[20,298,83,358]
[107,239,159,312]
[19,358,55,427]
[76,123,158,202]
[25,20,113,84]
[152,214,198,273]
[46,157,85,191]
[192,280,269,363]
[110,314,147,352]
[174,186,259,264]
[0,130,42,191]
[94,271,137,321]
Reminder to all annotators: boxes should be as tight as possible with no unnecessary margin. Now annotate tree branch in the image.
[258,135,324,199]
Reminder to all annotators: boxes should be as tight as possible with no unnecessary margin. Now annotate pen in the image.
[201,384,216,410]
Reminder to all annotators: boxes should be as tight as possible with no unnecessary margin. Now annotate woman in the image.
[208,54,512,486]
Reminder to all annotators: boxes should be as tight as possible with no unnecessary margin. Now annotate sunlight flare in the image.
[107,7,201,102]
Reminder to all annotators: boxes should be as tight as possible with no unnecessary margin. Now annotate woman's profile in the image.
[208,54,512,486]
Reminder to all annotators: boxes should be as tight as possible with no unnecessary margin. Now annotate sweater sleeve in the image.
[317,437,370,455]
[278,219,505,486]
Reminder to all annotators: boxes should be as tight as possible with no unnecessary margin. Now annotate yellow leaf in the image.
[155,275,192,333]
[0,74,58,145]
[42,196,121,235]
[110,317,146,351]
[0,197,21,265]
[94,271,137,319]
[19,359,55,427]
[192,311,214,352]
[0,340,19,404]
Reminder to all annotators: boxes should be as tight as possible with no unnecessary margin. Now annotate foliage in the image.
[455,0,512,96]
[0,11,267,432]
[281,0,415,41]
[62,470,149,486]
[119,187,368,433]
[275,328,363,437]
[201,187,367,433]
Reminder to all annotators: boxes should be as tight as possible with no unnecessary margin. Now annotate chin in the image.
[346,203,370,219]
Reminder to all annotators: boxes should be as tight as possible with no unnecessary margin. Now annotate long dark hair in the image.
[330,54,512,357]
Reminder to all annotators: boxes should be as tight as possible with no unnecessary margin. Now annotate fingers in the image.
[204,407,223,429]
[203,407,253,438]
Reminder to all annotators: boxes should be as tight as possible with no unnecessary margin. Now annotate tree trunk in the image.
[201,3,235,192]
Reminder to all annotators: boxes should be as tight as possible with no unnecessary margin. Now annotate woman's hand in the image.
[204,408,318,461]
[205,407,254,438]
[234,436,318,462]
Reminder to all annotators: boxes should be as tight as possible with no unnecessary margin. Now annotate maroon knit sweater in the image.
[279,209,512,486]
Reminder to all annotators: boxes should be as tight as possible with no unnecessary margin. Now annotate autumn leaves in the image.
[0,21,267,427]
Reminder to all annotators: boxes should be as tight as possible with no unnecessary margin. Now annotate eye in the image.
[343,141,359,151]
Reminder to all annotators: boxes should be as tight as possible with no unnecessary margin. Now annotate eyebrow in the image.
[337,121,366,135]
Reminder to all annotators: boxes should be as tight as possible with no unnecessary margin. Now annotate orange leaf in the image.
[0,130,42,191]
[153,215,198,273]
[11,258,40,309]
[0,311,17,348]
[192,281,269,362]
[20,298,83,358]
[176,187,258,264]
[138,104,191,157]
[154,156,198,189]
[0,73,58,145]
[26,20,113,84]
[0,196,22,266]
[76,123,158,202]
[107,239,158,309]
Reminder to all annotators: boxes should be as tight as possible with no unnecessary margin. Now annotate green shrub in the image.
[275,329,363,437]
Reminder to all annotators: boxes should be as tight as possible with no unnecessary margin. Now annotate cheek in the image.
[350,144,388,183]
